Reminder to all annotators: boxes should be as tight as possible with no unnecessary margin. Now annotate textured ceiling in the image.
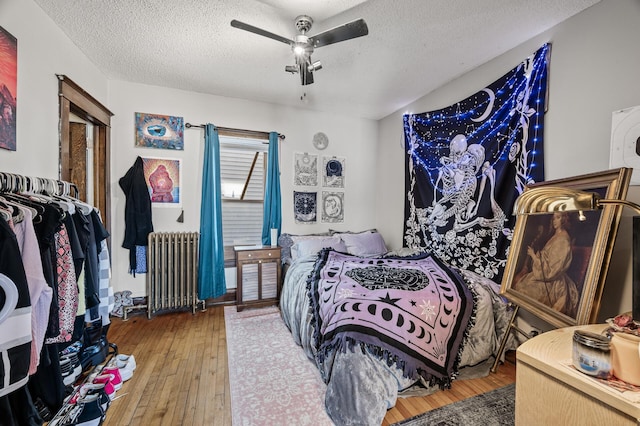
[33,0,600,120]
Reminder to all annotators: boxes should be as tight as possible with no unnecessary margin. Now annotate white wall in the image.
[1,0,378,299]
[5,0,640,320]
[108,81,378,296]
[0,0,108,177]
[376,0,640,326]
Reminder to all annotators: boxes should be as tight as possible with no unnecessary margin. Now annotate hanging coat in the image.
[119,156,153,274]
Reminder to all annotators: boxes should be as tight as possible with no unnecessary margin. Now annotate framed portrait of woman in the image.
[500,168,632,328]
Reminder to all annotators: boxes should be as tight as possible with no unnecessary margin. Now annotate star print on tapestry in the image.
[403,43,550,282]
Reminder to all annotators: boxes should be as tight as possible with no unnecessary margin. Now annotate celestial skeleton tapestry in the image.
[403,43,550,282]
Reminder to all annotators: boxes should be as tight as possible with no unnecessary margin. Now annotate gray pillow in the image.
[337,231,388,257]
[278,232,330,265]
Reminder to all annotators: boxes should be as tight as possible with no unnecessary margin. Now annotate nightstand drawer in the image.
[236,248,280,262]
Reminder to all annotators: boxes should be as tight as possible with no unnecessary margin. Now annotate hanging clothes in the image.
[0,219,32,398]
[84,209,110,324]
[44,223,78,344]
[85,238,113,326]
[119,156,153,275]
[11,207,53,375]
[0,173,115,422]
[29,200,65,340]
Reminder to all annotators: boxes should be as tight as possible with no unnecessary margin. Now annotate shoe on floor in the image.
[101,366,123,391]
[110,353,136,381]
[113,361,133,382]
[92,374,116,400]
[60,353,82,386]
[70,382,111,413]
[53,393,104,426]
[115,354,136,371]
[74,393,105,426]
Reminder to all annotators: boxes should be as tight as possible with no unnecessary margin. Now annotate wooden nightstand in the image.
[234,245,282,312]
[516,324,640,425]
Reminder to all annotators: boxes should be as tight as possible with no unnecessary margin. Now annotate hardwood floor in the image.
[102,306,515,425]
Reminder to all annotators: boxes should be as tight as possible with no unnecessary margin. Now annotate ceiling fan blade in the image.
[230,20,293,46]
[310,18,368,48]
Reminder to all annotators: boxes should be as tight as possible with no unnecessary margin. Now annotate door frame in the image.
[57,74,113,233]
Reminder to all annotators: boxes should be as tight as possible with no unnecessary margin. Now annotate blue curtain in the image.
[198,124,226,299]
[262,132,282,245]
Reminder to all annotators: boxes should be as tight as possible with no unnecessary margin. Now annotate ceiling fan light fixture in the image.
[230,14,368,86]
[308,61,322,72]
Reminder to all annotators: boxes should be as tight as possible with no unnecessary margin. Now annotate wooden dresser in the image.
[516,324,640,425]
[234,245,281,312]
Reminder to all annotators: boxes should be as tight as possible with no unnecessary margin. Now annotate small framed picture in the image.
[321,191,344,223]
[141,156,182,207]
[135,112,184,150]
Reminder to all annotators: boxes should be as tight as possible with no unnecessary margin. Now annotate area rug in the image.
[224,306,334,426]
[392,384,515,426]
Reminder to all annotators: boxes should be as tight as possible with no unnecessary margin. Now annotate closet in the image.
[0,173,114,424]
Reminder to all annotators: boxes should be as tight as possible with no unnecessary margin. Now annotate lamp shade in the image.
[513,186,599,216]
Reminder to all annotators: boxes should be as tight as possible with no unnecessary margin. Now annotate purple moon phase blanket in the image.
[309,249,474,384]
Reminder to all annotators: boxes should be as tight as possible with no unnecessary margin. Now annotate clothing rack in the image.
[185,122,285,140]
[0,169,115,423]
[0,172,79,198]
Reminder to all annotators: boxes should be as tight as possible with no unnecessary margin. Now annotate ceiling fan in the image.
[230,15,369,86]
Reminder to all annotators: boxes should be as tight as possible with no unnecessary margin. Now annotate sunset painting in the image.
[0,26,17,151]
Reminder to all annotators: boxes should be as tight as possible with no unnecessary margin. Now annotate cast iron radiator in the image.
[145,231,206,319]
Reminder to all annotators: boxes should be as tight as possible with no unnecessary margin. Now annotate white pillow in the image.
[338,231,388,257]
[290,234,331,244]
[291,236,347,260]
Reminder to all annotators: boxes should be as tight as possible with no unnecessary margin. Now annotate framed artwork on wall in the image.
[0,26,17,151]
[135,112,184,150]
[294,152,318,186]
[323,156,345,188]
[500,168,632,328]
[321,191,344,223]
[294,191,317,224]
[141,156,182,207]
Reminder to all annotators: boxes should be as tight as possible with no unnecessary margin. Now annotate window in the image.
[219,135,268,262]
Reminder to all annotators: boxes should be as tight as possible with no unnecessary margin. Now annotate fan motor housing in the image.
[295,15,313,34]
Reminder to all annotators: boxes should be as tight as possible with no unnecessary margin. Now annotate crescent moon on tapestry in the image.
[471,88,496,122]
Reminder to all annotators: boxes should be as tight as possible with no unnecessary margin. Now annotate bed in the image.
[278,231,517,426]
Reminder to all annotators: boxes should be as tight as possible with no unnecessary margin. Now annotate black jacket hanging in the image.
[119,156,153,274]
